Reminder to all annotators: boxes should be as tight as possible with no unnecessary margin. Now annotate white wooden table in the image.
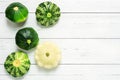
[1,0,120,80]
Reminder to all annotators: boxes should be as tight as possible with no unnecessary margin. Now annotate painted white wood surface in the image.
[1,0,120,12]
[1,65,120,80]
[1,13,120,38]
[1,0,120,80]
[1,39,120,65]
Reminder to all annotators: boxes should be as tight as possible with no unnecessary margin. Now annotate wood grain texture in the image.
[1,39,120,64]
[1,65,120,80]
[1,0,120,12]
[1,76,120,80]
[1,0,120,79]
[1,13,120,38]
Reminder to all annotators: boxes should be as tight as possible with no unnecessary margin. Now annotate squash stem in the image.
[13,60,21,67]
[47,13,52,18]
[27,39,31,45]
[46,52,50,57]
[13,6,19,11]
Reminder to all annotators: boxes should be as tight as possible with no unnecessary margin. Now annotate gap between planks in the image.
[1,63,120,65]
[1,12,120,14]
[1,38,120,39]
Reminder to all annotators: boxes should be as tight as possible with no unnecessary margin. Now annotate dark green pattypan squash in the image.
[5,2,28,23]
[15,27,39,50]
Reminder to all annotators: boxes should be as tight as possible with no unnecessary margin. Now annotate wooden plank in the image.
[1,75,120,80]
[0,76,84,80]
[1,0,120,12]
[1,39,120,64]
[1,65,120,80]
[1,13,120,38]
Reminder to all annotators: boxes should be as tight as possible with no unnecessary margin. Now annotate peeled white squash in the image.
[35,42,61,69]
